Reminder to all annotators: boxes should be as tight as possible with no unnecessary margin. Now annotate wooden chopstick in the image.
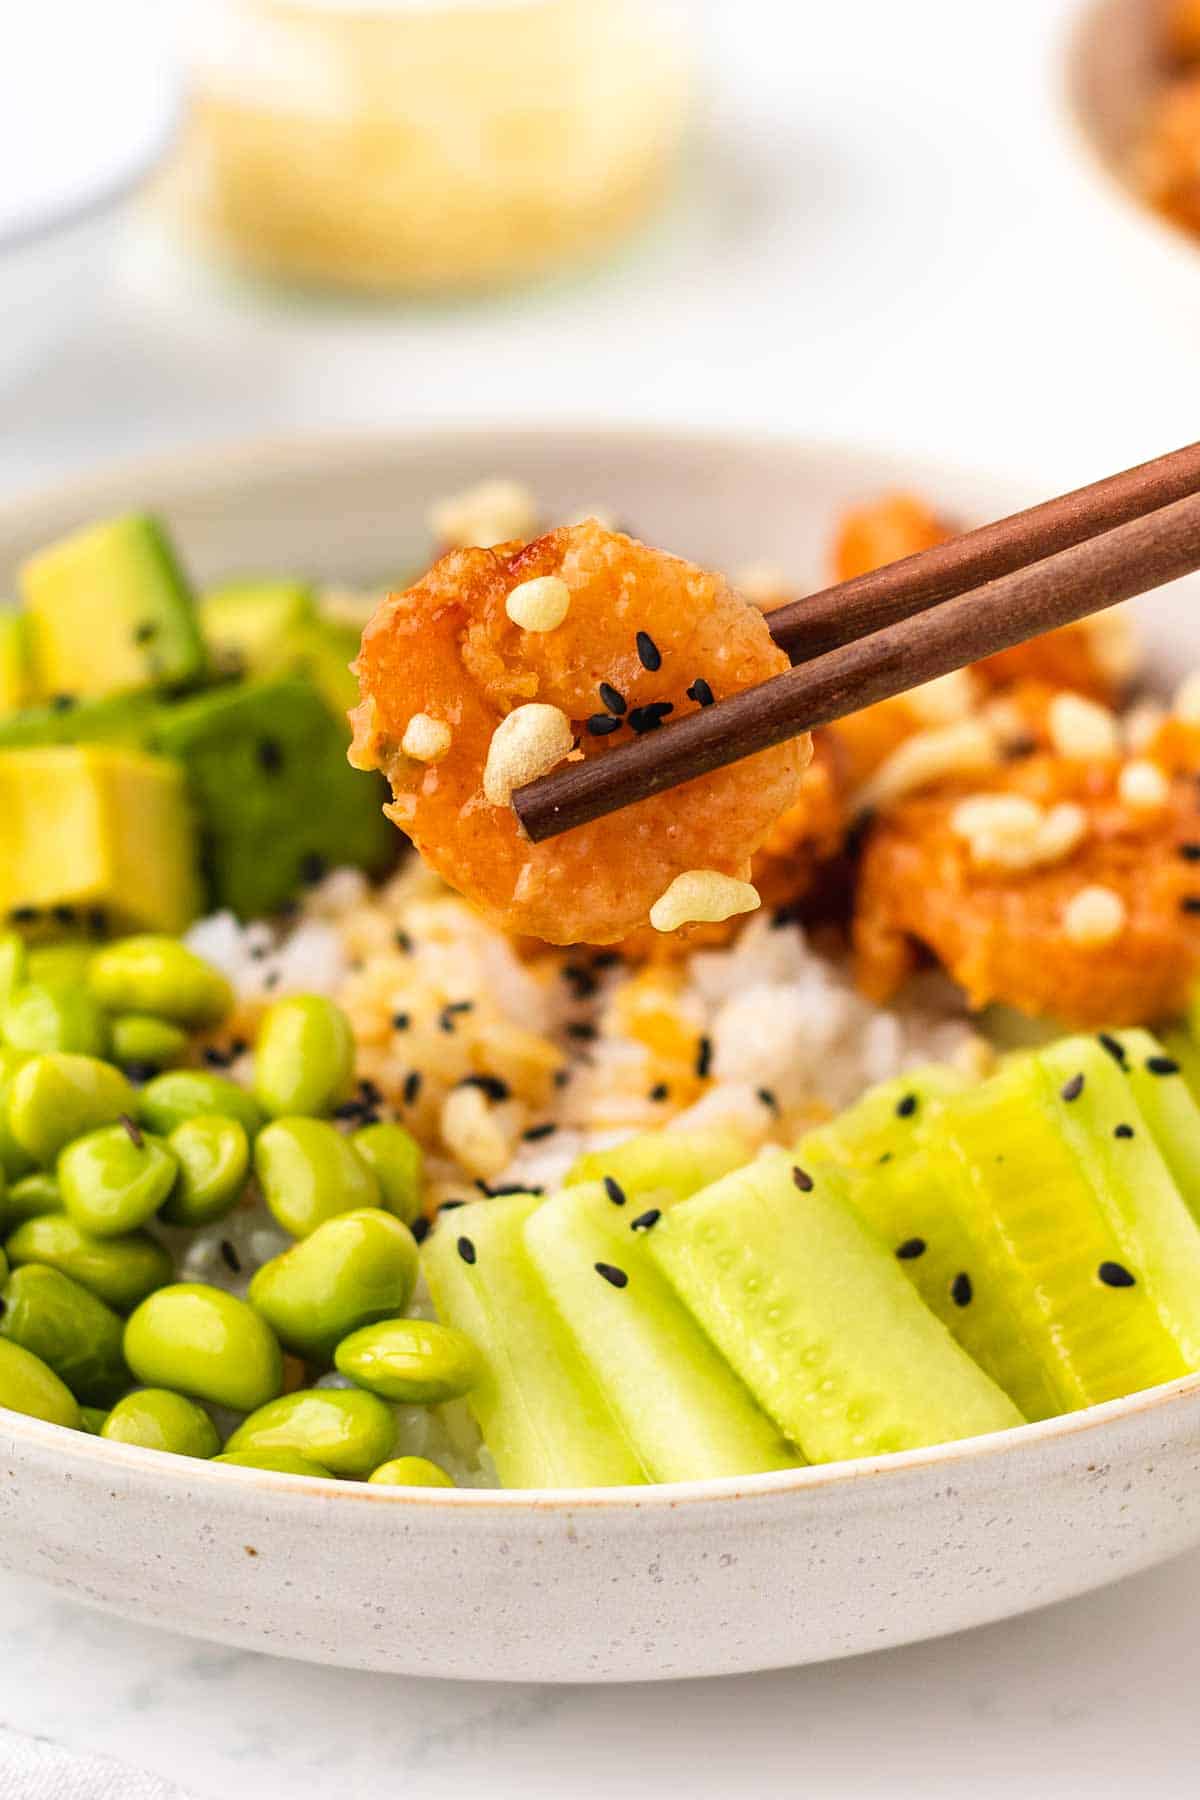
[766,439,1200,664]
[512,483,1200,843]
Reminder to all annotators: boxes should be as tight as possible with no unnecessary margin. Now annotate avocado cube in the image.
[0,612,36,715]
[264,617,361,722]
[154,678,394,918]
[200,579,317,677]
[0,689,162,752]
[20,516,206,701]
[0,747,199,936]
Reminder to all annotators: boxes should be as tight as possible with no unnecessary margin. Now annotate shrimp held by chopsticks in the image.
[350,521,807,945]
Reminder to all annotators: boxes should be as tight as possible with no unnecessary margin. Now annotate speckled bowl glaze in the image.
[1,428,1199,1683]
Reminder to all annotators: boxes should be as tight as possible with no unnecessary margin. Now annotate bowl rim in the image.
[2,419,1198,1514]
[0,98,179,258]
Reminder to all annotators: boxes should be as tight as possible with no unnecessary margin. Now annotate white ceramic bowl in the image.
[1,427,1199,1684]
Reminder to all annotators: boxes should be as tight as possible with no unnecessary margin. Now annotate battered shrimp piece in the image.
[854,753,1200,1027]
[350,521,807,945]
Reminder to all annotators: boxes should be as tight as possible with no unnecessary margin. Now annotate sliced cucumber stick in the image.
[422,1193,644,1489]
[564,1128,752,1204]
[1113,1029,1200,1224]
[524,1182,799,1482]
[648,1150,1022,1463]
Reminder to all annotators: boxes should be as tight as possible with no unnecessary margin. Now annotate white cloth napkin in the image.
[0,1725,194,1799]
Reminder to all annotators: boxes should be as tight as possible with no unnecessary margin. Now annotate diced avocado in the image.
[200,579,316,676]
[263,618,361,722]
[153,677,393,918]
[524,1182,799,1482]
[564,1127,752,1204]
[0,612,35,714]
[20,515,206,700]
[423,1192,646,1488]
[649,1149,1022,1462]
[0,746,199,936]
[0,689,161,751]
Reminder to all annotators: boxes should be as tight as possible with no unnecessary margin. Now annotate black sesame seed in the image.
[1097,1033,1128,1069]
[631,1209,661,1233]
[403,1070,423,1106]
[395,930,414,954]
[1147,1055,1181,1076]
[598,682,627,715]
[895,1093,919,1119]
[333,1100,365,1121]
[554,1069,570,1089]
[791,1165,814,1192]
[219,1239,242,1273]
[118,1113,144,1149]
[1099,1260,1136,1288]
[256,738,284,775]
[586,713,622,736]
[249,944,269,962]
[629,702,674,734]
[456,1236,477,1265]
[51,904,76,926]
[263,970,281,990]
[299,852,328,886]
[459,1074,511,1103]
[479,1183,537,1198]
[202,1046,232,1069]
[592,951,621,970]
[134,620,158,644]
[1183,897,1200,916]
[9,906,38,925]
[123,1061,157,1085]
[49,694,76,713]
[1060,1072,1085,1103]
[231,1039,248,1058]
[951,1271,973,1307]
[411,1216,430,1244]
[877,1151,894,1165]
[567,1021,598,1042]
[648,1082,670,1102]
[562,962,599,1000]
[87,907,108,935]
[439,1000,474,1032]
[392,1012,411,1031]
[757,1087,779,1113]
[603,1176,627,1207]
[687,678,714,707]
[635,631,661,672]
[595,1262,628,1288]
[896,1237,927,1260]
[1114,1122,1135,1139]
[695,1036,713,1080]
[1179,843,1200,862]
[523,1122,557,1142]
[439,1199,468,1212]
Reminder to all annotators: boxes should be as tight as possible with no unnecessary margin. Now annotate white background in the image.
[3,1,1200,1794]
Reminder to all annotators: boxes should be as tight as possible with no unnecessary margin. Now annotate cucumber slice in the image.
[648,1149,1022,1462]
[1111,1029,1200,1225]
[524,1182,799,1482]
[1160,1027,1200,1107]
[563,1128,752,1205]
[422,1193,644,1489]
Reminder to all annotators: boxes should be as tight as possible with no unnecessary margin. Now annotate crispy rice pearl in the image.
[351,521,807,944]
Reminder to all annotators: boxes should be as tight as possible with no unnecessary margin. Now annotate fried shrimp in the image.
[350,521,807,945]
[854,752,1200,1027]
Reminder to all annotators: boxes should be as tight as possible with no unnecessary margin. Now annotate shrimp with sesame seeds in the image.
[350,520,807,945]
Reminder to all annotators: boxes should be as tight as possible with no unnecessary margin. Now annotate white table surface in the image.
[4,2,1200,1793]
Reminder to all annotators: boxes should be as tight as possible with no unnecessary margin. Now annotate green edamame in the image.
[88,936,233,1027]
[6,1214,172,1311]
[160,1115,250,1227]
[59,1123,178,1238]
[137,1070,263,1141]
[213,1449,334,1478]
[367,1456,455,1488]
[110,1014,188,1074]
[1,983,110,1058]
[248,1209,418,1362]
[253,994,355,1119]
[124,1283,283,1412]
[26,943,94,991]
[225,1387,396,1477]
[0,1337,80,1429]
[78,1405,108,1434]
[0,934,26,1006]
[7,1054,136,1166]
[101,1388,220,1459]
[0,1263,128,1405]
[334,1318,481,1404]
[352,1122,424,1225]
[4,1171,62,1225]
[254,1117,380,1239]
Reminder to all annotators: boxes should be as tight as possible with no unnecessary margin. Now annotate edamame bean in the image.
[253,995,355,1119]
[0,1263,128,1405]
[0,1048,34,1181]
[254,1118,380,1239]
[124,1283,282,1412]
[225,1388,396,1477]
[334,1318,481,1404]
[213,1449,334,1478]
[7,1054,136,1166]
[0,934,26,1006]
[78,1405,108,1434]
[160,1115,250,1227]
[1,983,110,1058]
[367,1456,455,1488]
[101,1388,220,1459]
[6,1214,172,1311]
[4,1171,62,1225]
[88,936,233,1027]
[352,1123,424,1226]
[248,1209,418,1362]
[26,943,94,990]
[0,1337,80,1429]
[110,1014,188,1074]
[137,1070,263,1141]
[59,1123,178,1237]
